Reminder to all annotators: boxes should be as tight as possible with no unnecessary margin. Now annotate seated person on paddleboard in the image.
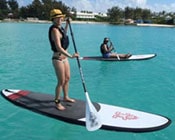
[48,9,79,110]
[100,37,131,59]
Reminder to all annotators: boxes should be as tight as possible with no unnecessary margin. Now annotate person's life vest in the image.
[100,43,109,54]
[48,25,69,52]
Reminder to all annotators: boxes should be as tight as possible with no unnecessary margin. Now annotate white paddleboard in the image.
[1,89,170,132]
[80,54,156,61]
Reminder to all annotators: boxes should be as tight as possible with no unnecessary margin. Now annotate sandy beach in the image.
[1,18,175,28]
[137,23,175,28]
[0,18,108,24]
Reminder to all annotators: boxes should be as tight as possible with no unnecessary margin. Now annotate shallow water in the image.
[0,22,175,140]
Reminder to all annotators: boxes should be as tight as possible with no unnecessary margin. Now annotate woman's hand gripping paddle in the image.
[67,19,102,131]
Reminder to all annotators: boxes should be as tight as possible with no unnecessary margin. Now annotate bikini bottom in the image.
[52,56,67,63]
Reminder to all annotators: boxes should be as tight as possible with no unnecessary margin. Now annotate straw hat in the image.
[50,9,65,20]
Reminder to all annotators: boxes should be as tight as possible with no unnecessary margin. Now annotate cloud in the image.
[65,0,175,12]
[17,0,175,12]
[65,0,148,12]
[69,0,92,11]
[150,3,175,12]
[135,0,147,6]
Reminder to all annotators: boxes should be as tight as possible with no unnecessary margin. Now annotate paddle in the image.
[68,20,102,131]
[109,39,120,60]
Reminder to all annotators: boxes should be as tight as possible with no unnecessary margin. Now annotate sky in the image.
[16,0,175,13]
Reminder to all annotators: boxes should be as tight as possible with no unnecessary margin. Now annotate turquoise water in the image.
[0,22,175,140]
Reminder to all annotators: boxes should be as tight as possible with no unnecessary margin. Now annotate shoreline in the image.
[1,19,175,28]
[0,18,108,24]
[136,23,175,28]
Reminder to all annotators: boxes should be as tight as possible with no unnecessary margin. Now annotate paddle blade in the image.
[116,55,120,60]
[85,92,102,131]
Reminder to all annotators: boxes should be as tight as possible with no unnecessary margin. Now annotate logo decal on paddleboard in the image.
[112,111,138,120]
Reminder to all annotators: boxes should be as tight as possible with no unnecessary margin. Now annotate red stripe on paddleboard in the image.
[8,91,30,100]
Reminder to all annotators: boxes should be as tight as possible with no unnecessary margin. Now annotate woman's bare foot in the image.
[56,103,66,111]
[55,99,65,111]
[64,97,75,103]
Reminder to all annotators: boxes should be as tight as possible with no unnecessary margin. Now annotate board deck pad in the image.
[1,89,171,132]
[81,54,156,61]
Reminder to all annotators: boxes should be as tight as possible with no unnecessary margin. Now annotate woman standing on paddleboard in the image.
[48,9,79,110]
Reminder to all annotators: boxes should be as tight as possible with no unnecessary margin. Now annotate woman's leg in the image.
[63,60,75,102]
[52,60,66,110]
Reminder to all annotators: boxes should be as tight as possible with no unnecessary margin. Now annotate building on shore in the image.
[73,11,107,19]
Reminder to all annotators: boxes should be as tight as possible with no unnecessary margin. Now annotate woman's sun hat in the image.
[50,9,65,20]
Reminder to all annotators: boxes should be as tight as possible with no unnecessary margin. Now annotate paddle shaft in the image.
[68,22,87,93]
[68,21,102,131]
[109,40,120,60]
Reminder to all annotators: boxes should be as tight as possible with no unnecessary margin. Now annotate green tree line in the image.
[0,0,174,24]
[0,0,73,20]
[107,6,152,23]
[106,6,174,24]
